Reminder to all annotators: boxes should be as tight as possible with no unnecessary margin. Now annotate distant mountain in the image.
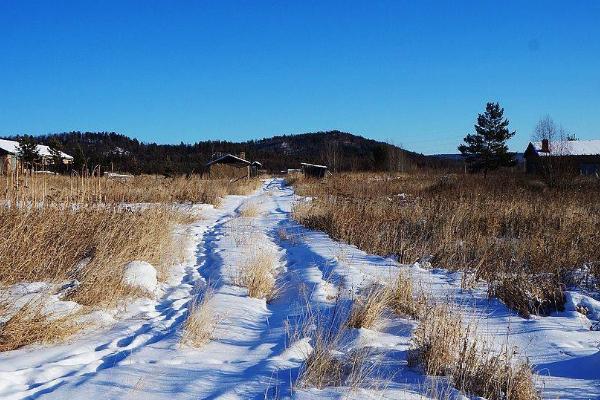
[3,130,428,175]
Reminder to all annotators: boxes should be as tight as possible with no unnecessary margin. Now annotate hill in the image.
[4,131,426,175]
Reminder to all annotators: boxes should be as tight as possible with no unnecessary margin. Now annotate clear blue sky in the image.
[1,1,599,154]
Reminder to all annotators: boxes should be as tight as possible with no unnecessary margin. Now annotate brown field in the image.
[292,172,600,316]
[1,173,261,206]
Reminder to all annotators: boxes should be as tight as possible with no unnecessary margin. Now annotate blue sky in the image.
[1,1,599,154]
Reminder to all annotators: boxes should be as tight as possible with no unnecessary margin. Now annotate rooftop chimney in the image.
[541,139,550,153]
[239,152,246,160]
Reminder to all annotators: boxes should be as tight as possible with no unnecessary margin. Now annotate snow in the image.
[0,178,598,399]
[0,138,73,160]
[122,261,158,292]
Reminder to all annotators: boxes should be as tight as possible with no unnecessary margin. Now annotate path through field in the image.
[0,178,598,399]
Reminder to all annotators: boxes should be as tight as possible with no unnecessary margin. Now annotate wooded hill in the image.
[4,131,442,175]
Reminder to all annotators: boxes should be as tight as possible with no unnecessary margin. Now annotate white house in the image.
[0,138,73,175]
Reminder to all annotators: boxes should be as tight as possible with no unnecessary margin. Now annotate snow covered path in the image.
[0,178,599,399]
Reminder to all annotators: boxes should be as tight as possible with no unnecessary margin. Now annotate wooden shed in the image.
[250,161,262,178]
[205,153,252,180]
[301,162,329,178]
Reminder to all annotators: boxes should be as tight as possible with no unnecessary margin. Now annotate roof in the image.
[300,162,328,169]
[251,161,262,167]
[0,139,73,160]
[530,140,600,156]
[205,153,251,168]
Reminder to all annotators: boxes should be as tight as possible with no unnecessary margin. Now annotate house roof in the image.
[530,140,600,156]
[205,153,251,168]
[0,139,73,160]
[300,162,328,169]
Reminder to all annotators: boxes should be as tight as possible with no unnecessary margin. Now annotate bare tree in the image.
[532,115,571,155]
[532,115,573,184]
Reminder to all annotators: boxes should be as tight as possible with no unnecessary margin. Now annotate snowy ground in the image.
[0,178,598,399]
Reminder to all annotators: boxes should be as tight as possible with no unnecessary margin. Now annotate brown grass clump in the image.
[298,330,345,388]
[235,251,281,301]
[408,305,540,400]
[454,341,540,400]
[347,285,390,329]
[0,300,81,352]
[295,299,380,391]
[239,201,260,218]
[387,271,425,319]
[488,274,565,318]
[0,206,188,307]
[407,304,463,376]
[181,289,217,348]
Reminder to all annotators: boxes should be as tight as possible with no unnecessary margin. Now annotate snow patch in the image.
[122,261,158,292]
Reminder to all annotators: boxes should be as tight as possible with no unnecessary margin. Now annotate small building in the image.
[524,139,600,176]
[205,153,261,180]
[300,162,329,178]
[250,161,262,178]
[0,138,73,175]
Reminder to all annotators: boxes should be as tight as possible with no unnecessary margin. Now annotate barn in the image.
[204,153,262,180]
[0,139,73,175]
[300,162,329,178]
[524,139,600,176]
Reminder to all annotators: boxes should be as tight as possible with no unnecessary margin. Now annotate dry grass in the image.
[0,205,190,307]
[407,304,464,376]
[0,172,257,350]
[454,341,539,400]
[295,297,382,391]
[239,201,260,218]
[488,274,565,318]
[235,250,281,301]
[408,304,539,400]
[1,173,261,206]
[181,289,217,347]
[0,299,81,352]
[347,284,390,329]
[292,172,600,316]
[387,271,425,319]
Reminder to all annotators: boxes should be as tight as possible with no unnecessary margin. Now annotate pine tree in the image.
[459,102,516,176]
[48,138,65,173]
[17,135,41,171]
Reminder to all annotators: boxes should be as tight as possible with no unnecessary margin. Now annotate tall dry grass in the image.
[1,173,261,206]
[408,304,539,400]
[292,172,600,316]
[0,205,188,307]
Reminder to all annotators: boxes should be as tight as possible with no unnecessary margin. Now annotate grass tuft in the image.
[181,289,217,348]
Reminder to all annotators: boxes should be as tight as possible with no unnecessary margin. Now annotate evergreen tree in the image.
[48,138,65,173]
[72,144,88,174]
[17,135,41,171]
[459,102,516,175]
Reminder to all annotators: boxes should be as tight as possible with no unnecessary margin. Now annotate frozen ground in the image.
[0,178,598,399]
